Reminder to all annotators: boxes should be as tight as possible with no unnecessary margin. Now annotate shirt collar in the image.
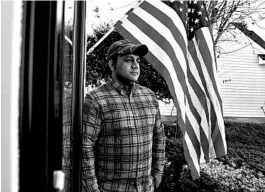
[107,76,138,95]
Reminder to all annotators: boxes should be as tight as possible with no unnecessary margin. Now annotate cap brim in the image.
[131,44,149,57]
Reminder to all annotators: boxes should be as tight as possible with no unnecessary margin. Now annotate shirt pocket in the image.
[101,108,120,136]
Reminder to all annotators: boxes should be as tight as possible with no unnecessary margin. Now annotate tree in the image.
[205,0,265,54]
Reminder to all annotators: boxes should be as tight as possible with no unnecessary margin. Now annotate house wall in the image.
[158,100,177,116]
[217,39,265,117]
[159,32,265,118]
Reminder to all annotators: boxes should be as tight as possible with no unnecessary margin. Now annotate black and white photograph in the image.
[2,0,265,192]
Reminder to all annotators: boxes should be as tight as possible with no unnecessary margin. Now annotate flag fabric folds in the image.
[114,0,227,179]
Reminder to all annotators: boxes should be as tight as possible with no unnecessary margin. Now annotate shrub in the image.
[161,121,265,192]
[221,122,265,175]
[179,159,265,192]
[160,125,185,191]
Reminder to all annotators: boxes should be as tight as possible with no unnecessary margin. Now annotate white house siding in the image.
[158,100,177,116]
[217,38,265,117]
[159,32,265,118]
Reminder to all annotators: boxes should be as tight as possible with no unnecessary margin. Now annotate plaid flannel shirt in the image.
[82,77,165,192]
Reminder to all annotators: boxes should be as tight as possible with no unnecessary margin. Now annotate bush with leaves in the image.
[160,125,185,191]
[161,122,265,192]
[220,122,265,175]
[179,159,265,192]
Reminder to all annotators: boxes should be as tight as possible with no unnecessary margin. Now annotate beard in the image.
[115,72,139,85]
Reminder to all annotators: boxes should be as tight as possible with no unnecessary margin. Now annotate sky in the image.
[65,0,265,39]
[65,0,138,35]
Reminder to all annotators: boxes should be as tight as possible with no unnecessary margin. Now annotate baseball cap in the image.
[106,39,148,60]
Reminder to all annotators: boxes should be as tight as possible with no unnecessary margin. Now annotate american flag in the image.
[114,0,227,179]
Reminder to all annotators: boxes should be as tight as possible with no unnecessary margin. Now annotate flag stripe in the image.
[180,117,200,178]
[192,39,226,156]
[187,52,210,123]
[189,40,222,157]
[188,40,219,159]
[127,12,187,95]
[189,31,226,159]
[185,82,210,162]
[137,2,188,71]
[185,105,202,161]
[140,1,188,50]
[187,52,217,159]
[195,29,223,107]
[186,79,210,161]
[192,32,227,156]
[187,62,210,122]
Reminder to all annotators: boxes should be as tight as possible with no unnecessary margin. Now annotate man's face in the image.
[112,54,141,84]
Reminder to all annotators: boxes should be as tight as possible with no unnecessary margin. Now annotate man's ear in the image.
[108,60,115,71]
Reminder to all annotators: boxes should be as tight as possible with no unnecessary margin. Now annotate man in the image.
[82,40,165,192]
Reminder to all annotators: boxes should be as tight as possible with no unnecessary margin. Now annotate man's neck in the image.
[111,74,134,95]
[112,74,135,86]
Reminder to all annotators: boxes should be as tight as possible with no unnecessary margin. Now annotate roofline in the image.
[258,54,265,60]
[233,22,265,50]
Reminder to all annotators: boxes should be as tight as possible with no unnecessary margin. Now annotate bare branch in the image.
[208,0,265,52]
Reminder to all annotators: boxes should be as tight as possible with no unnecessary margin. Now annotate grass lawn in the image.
[159,117,265,192]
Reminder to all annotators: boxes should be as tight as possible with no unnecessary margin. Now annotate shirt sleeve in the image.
[152,104,166,189]
[82,94,101,192]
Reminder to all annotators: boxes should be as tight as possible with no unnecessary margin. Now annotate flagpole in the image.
[86,0,144,55]
[86,27,115,55]
[64,35,72,46]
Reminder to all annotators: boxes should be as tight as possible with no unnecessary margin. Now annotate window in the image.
[258,54,265,65]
